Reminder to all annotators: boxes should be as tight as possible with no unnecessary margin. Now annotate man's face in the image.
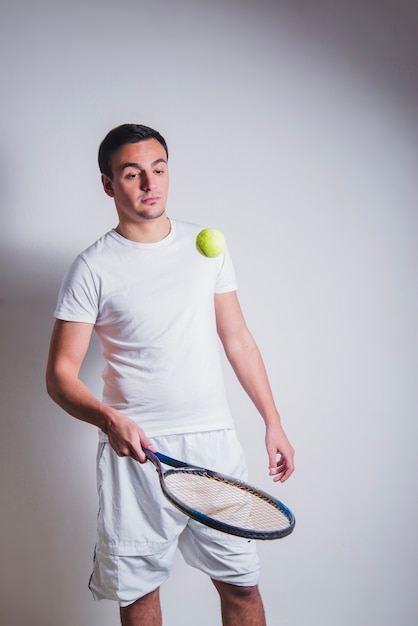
[102,138,169,224]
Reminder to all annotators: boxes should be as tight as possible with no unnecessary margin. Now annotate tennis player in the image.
[46,123,295,626]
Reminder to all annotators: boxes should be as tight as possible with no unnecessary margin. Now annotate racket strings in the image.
[164,470,290,532]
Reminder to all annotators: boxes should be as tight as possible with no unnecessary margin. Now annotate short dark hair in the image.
[98,123,168,178]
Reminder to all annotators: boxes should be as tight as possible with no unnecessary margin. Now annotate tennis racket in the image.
[143,448,295,540]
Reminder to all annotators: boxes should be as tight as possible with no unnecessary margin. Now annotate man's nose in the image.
[140,171,156,190]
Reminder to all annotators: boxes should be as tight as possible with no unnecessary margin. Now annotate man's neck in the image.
[115,216,171,243]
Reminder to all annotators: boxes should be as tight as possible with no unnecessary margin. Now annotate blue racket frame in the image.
[143,448,295,540]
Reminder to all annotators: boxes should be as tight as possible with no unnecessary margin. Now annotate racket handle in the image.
[142,447,189,469]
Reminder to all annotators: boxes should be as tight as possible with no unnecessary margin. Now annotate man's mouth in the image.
[142,195,161,205]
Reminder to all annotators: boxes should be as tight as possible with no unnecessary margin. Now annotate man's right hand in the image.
[104,409,156,463]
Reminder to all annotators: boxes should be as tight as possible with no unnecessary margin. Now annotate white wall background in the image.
[1,1,417,624]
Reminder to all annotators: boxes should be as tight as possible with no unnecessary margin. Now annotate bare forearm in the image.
[225,332,280,426]
[46,371,153,461]
[225,334,294,480]
[46,371,112,432]
[46,319,153,461]
[46,319,114,433]
[216,291,294,480]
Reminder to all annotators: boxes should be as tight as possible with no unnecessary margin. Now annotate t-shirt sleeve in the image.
[54,255,99,323]
[215,246,238,294]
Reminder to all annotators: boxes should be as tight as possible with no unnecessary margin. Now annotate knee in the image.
[212,579,261,603]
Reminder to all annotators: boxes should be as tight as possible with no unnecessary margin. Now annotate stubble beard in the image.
[137,206,166,220]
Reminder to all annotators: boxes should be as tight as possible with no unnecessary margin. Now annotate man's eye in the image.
[126,173,138,179]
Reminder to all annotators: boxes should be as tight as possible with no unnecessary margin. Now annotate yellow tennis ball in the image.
[196,228,226,258]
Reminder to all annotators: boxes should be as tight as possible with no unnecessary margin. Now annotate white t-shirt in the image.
[54,219,238,438]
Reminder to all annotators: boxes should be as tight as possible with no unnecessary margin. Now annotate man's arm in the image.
[215,291,295,482]
[46,319,153,462]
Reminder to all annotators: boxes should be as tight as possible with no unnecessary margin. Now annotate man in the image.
[46,124,294,626]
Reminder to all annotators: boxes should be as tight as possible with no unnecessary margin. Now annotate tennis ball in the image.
[196,228,226,258]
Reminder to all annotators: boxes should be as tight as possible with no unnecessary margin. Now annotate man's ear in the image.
[102,174,115,197]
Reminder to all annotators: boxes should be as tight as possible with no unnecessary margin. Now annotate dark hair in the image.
[98,123,169,178]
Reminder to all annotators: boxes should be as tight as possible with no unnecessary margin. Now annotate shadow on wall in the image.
[0,247,118,625]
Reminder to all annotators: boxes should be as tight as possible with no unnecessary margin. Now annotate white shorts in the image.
[88,430,260,607]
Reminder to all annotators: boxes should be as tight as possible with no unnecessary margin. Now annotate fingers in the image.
[114,441,147,463]
[269,464,293,482]
[107,416,155,463]
[266,434,295,482]
[137,434,158,462]
[265,424,295,483]
[268,454,295,483]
